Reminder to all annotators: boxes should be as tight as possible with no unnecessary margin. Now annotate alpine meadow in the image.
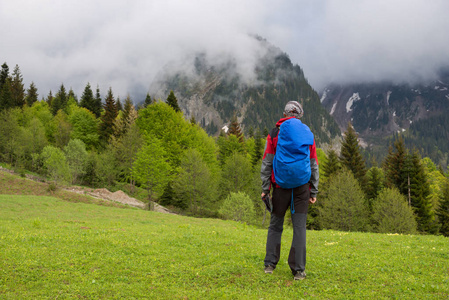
[1,23,449,299]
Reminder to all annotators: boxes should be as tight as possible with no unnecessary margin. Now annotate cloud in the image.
[1,0,448,101]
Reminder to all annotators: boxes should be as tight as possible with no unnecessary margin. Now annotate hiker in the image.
[260,100,319,281]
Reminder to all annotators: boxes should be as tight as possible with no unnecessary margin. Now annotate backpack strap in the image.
[269,127,280,151]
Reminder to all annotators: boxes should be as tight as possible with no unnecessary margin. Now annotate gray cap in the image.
[283,101,303,119]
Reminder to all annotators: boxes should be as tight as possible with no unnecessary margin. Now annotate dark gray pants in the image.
[264,184,309,274]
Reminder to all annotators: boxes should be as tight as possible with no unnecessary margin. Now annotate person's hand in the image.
[309,197,316,204]
[261,192,266,198]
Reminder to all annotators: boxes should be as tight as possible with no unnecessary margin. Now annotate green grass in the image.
[1,195,448,299]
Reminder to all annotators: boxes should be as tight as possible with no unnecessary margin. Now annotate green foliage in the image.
[340,122,367,187]
[136,102,219,172]
[0,109,21,163]
[94,147,118,187]
[166,90,181,112]
[99,87,118,145]
[0,77,13,110]
[371,188,417,234]
[408,151,439,234]
[79,82,96,115]
[228,114,244,142]
[220,152,254,200]
[219,191,255,223]
[64,139,88,185]
[437,180,449,236]
[172,149,217,214]
[25,82,39,106]
[318,170,370,232]
[51,84,68,115]
[53,111,72,148]
[111,122,143,187]
[217,134,245,165]
[40,145,70,184]
[10,64,25,107]
[365,166,384,206]
[132,134,172,201]
[321,149,340,180]
[422,157,447,213]
[68,105,99,149]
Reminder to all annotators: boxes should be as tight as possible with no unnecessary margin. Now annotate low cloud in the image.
[1,0,448,100]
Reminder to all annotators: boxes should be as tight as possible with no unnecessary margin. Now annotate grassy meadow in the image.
[1,173,448,299]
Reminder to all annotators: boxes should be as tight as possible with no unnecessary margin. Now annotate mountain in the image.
[320,69,449,165]
[149,37,340,145]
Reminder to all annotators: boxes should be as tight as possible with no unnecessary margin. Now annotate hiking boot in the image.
[294,271,306,280]
[264,265,275,274]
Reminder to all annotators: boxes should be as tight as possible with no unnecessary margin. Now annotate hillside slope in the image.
[150,37,340,145]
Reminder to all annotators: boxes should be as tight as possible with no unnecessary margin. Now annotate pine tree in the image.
[0,77,13,110]
[51,84,68,115]
[228,114,244,142]
[366,166,384,210]
[93,85,102,118]
[340,122,367,186]
[116,97,123,112]
[190,115,197,125]
[46,90,54,106]
[99,87,118,145]
[10,65,25,107]
[0,62,9,91]
[437,180,449,237]
[80,83,95,113]
[25,82,39,106]
[144,93,153,107]
[383,137,408,195]
[322,149,341,179]
[409,150,438,234]
[251,130,264,166]
[166,90,181,112]
[68,88,78,104]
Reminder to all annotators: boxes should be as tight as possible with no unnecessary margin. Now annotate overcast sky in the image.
[1,0,449,100]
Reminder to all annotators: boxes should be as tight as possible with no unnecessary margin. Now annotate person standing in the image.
[260,101,319,280]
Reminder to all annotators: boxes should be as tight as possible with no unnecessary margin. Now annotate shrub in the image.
[372,188,417,234]
[318,170,370,232]
[219,192,255,224]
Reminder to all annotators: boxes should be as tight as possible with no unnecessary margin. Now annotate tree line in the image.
[1,62,448,236]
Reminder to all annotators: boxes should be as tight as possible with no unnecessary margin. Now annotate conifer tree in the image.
[251,130,264,166]
[93,85,103,118]
[68,88,78,104]
[46,90,54,106]
[25,82,38,106]
[166,90,181,112]
[144,93,153,107]
[340,122,367,186]
[437,180,449,237]
[383,137,409,195]
[322,149,341,179]
[0,63,9,91]
[0,77,13,111]
[51,84,68,115]
[366,166,384,210]
[190,115,197,125]
[116,97,123,112]
[10,65,25,107]
[99,87,118,145]
[228,114,244,142]
[409,150,438,234]
[80,83,95,113]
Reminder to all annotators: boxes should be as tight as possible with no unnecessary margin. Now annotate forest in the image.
[1,62,449,237]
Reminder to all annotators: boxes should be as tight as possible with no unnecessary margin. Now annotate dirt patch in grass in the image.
[0,169,173,213]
